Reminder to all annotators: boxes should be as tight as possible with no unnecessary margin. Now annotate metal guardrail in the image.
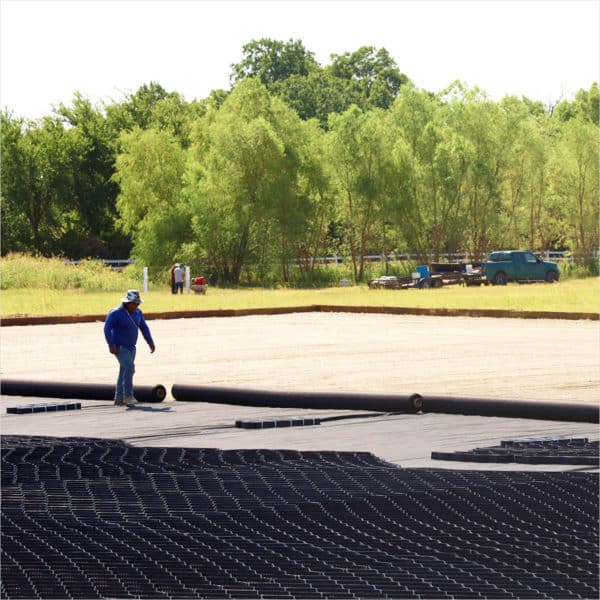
[299,253,472,266]
[544,251,573,262]
[65,258,135,270]
[302,250,596,265]
[65,250,595,272]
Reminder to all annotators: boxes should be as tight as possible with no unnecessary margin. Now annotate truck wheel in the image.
[545,270,558,283]
[493,272,507,286]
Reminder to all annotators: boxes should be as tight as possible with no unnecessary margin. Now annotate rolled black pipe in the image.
[1,379,166,403]
[172,384,424,413]
[421,395,598,424]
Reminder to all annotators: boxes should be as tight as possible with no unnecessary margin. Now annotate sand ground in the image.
[1,312,598,468]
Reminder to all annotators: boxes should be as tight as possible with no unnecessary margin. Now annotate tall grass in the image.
[0,253,142,291]
[249,260,418,288]
[557,258,599,279]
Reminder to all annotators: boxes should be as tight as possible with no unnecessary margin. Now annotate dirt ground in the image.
[2,312,598,468]
[2,312,598,402]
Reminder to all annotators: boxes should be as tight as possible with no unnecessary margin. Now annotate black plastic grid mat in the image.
[431,437,600,465]
[1,435,598,599]
[6,403,81,415]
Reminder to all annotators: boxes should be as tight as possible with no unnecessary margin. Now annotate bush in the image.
[0,254,143,291]
[248,260,419,288]
[288,265,353,288]
[557,258,599,280]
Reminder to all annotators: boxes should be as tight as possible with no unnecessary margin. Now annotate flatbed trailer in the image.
[368,273,443,289]
[368,262,488,290]
[430,262,488,286]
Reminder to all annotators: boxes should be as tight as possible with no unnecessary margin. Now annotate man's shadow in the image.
[126,405,172,412]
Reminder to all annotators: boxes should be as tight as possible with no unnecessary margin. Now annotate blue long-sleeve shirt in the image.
[104,304,154,352]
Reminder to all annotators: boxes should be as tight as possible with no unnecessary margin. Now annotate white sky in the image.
[1,0,599,120]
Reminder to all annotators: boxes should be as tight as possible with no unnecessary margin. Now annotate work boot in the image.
[124,396,138,406]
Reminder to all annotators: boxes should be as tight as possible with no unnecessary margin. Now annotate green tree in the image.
[230,38,318,86]
[328,46,408,109]
[554,83,599,125]
[106,82,202,148]
[0,112,33,253]
[56,94,130,257]
[184,79,318,283]
[291,119,337,274]
[327,106,392,281]
[437,85,510,259]
[270,70,360,127]
[233,41,409,128]
[106,82,171,131]
[114,128,190,267]
[386,86,446,260]
[0,114,75,255]
[496,98,556,252]
[548,118,599,261]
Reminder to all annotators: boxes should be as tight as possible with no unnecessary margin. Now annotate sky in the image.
[1,0,599,120]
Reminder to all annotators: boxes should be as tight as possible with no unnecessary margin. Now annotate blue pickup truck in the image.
[482,250,560,285]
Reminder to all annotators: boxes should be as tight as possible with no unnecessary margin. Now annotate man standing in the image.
[173,263,185,294]
[104,289,156,406]
[170,263,177,294]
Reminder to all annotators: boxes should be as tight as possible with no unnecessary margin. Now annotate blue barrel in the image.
[416,265,430,279]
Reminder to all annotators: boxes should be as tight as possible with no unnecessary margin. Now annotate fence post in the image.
[185,266,191,294]
[143,267,148,293]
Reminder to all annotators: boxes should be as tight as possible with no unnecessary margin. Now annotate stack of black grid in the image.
[2,435,598,599]
[432,437,600,465]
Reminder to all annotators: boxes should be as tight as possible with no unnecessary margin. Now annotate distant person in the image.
[103,289,156,406]
[173,263,185,294]
[170,263,177,294]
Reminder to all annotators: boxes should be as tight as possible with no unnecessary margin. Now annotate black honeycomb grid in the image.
[431,437,600,465]
[1,435,598,599]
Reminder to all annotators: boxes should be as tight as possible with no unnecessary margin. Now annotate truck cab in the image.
[483,251,560,285]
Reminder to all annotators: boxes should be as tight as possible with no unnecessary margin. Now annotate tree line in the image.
[1,39,598,284]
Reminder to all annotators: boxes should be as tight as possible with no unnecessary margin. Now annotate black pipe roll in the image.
[171,384,597,423]
[171,384,424,413]
[421,395,598,423]
[1,379,167,403]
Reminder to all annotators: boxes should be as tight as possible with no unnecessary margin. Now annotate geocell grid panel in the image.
[1,435,598,599]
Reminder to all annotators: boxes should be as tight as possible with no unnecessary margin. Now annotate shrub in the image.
[288,265,351,288]
[556,258,599,280]
[0,254,142,291]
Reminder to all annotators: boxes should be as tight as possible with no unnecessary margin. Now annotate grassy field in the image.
[1,278,598,317]
[1,253,597,316]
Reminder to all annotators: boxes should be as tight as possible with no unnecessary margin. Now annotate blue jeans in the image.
[115,347,136,399]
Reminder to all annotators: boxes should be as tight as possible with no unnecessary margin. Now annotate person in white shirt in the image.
[173,264,185,294]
